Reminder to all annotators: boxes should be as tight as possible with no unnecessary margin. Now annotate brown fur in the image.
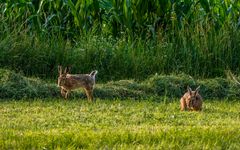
[58,66,97,102]
[180,86,203,111]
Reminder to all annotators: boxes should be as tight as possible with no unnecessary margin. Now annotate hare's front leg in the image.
[180,98,187,111]
[193,101,202,111]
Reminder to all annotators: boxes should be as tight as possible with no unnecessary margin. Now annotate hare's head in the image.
[57,66,70,87]
[187,86,200,106]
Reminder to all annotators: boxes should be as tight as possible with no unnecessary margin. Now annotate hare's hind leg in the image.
[61,88,66,98]
[84,87,93,102]
[180,98,187,111]
[65,91,70,99]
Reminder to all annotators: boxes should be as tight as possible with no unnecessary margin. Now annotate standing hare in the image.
[180,86,203,111]
[57,66,98,102]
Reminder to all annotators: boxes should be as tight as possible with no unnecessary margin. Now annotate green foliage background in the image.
[0,0,240,80]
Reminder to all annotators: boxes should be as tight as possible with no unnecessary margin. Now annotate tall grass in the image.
[1,26,239,80]
[0,1,240,80]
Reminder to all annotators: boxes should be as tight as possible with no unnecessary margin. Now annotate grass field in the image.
[1,1,240,149]
[0,99,239,149]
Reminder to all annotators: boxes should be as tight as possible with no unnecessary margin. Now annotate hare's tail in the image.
[89,70,98,78]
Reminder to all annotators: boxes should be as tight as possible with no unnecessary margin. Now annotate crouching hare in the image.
[180,86,203,111]
[57,66,98,102]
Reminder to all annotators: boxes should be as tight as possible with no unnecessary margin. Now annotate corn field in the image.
[1,0,240,37]
[0,0,240,80]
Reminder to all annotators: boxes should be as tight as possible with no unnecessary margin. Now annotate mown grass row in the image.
[1,69,240,100]
[0,99,239,149]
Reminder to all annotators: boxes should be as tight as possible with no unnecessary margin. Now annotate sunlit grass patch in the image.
[0,99,239,149]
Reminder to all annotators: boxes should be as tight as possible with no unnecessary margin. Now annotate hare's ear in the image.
[195,86,200,93]
[58,65,62,75]
[187,86,192,94]
[66,66,71,73]
[64,66,71,74]
[64,67,68,74]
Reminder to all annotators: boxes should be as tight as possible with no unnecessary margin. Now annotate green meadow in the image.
[1,99,240,149]
[1,1,240,149]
